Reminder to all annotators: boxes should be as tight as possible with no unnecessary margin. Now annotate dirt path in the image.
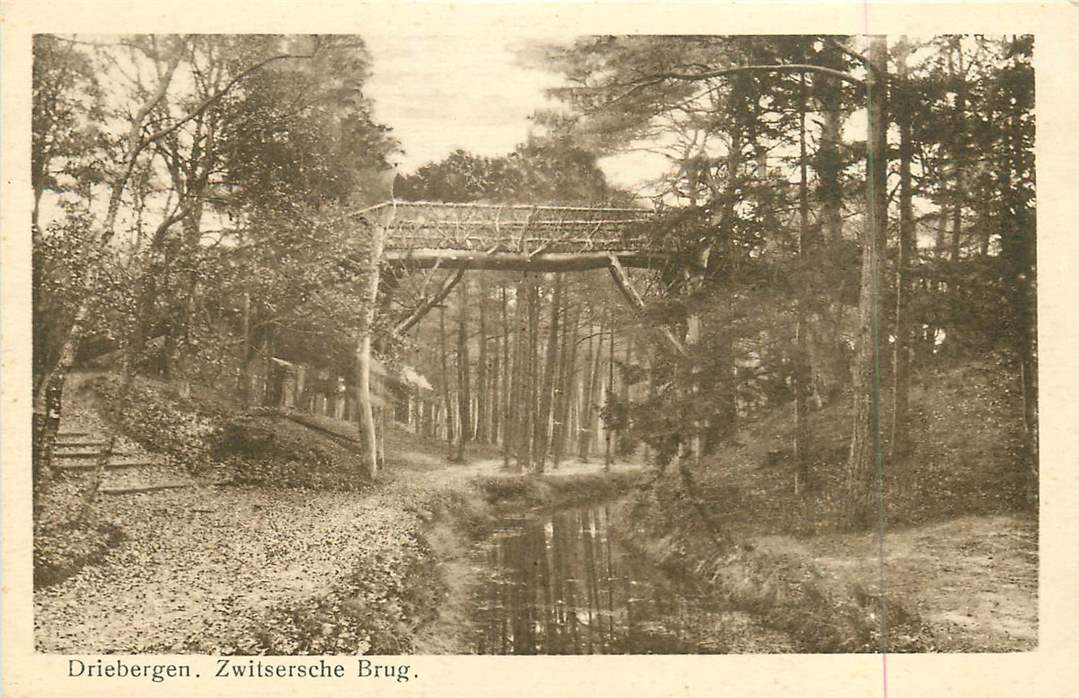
[446,457,645,480]
[753,514,1038,651]
[36,484,403,653]
[34,437,642,654]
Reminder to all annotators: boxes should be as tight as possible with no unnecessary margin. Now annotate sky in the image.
[363,34,563,170]
[37,31,670,233]
[361,32,669,195]
[360,32,874,204]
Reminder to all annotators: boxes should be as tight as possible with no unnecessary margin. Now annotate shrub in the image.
[214,415,371,491]
[34,481,125,588]
[90,376,223,469]
[35,519,124,588]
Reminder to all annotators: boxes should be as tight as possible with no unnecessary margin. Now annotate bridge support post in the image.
[354,209,393,478]
[682,249,712,466]
[376,270,400,346]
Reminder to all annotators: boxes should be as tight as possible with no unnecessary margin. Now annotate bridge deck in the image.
[354,201,685,352]
[357,201,662,257]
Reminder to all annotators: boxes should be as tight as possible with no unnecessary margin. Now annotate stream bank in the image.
[34,445,645,655]
[416,495,794,654]
[235,464,650,655]
[612,476,1036,653]
[35,379,653,655]
[40,354,1036,655]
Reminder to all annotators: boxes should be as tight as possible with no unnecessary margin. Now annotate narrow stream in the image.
[464,501,737,654]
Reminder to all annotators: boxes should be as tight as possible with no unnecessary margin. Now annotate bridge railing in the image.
[356,201,660,254]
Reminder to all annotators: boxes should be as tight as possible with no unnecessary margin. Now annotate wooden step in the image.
[56,431,93,439]
[55,440,107,449]
[54,460,158,471]
[99,482,194,495]
[54,450,136,460]
[110,456,163,466]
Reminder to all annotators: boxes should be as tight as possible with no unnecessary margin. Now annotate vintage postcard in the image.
[2,2,1077,697]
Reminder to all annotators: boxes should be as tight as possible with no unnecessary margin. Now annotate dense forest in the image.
[389,35,1036,532]
[33,34,1035,525]
[30,33,1039,659]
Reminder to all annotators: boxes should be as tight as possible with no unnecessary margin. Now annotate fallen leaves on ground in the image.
[35,479,442,655]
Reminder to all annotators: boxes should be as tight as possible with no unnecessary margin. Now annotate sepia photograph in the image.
[4,4,1078,696]
[25,30,1040,657]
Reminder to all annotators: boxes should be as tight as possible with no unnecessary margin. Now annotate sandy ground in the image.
[35,484,400,653]
[38,384,1035,654]
[34,436,638,654]
[753,514,1038,651]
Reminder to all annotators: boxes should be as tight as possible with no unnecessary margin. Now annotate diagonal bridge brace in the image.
[383,251,687,358]
[392,268,466,337]
[389,243,504,338]
[606,254,687,358]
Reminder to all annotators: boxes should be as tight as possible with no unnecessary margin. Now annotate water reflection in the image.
[469,504,723,654]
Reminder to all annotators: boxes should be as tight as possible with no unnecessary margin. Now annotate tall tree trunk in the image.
[794,71,812,493]
[604,315,615,470]
[490,293,502,445]
[552,293,580,469]
[510,277,530,470]
[617,335,633,457]
[949,39,967,264]
[815,45,848,404]
[818,72,845,248]
[260,325,276,406]
[845,36,889,530]
[696,130,740,455]
[476,277,489,443]
[946,40,967,354]
[128,264,157,376]
[502,285,517,468]
[454,280,471,463]
[128,206,194,381]
[579,316,604,462]
[534,274,563,473]
[238,291,252,404]
[354,216,387,478]
[524,275,539,469]
[571,373,582,460]
[165,198,205,399]
[935,205,950,258]
[438,305,454,460]
[931,205,950,357]
[577,312,594,459]
[979,107,995,258]
[1001,101,1038,470]
[549,290,570,470]
[891,40,916,458]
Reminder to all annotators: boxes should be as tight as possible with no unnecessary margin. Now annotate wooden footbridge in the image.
[363,200,669,271]
[354,201,685,350]
[349,200,687,475]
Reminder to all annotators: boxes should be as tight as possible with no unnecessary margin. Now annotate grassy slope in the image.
[625,357,1038,652]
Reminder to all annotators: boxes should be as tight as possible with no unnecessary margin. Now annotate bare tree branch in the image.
[825,37,874,70]
[139,45,324,152]
[595,63,863,115]
[645,64,863,87]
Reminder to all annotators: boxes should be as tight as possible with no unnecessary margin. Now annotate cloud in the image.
[363,33,563,171]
